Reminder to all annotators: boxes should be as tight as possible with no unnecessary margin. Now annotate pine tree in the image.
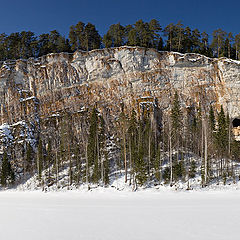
[128,110,138,186]
[207,105,216,181]
[173,160,185,181]
[211,29,227,57]
[225,32,233,58]
[216,106,228,181]
[134,115,147,186]
[216,106,228,155]
[103,23,125,47]
[171,92,182,139]
[234,33,240,60]
[164,23,175,51]
[37,138,43,181]
[170,91,182,169]
[87,107,99,183]
[182,26,192,52]
[46,139,53,184]
[103,152,110,186]
[83,23,101,51]
[119,108,128,183]
[26,142,33,172]
[162,167,171,184]
[134,19,151,48]
[99,115,109,186]
[209,105,216,133]
[38,33,51,57]
[0,152,15,187]
[102,32,112,48]
[148,19,162,48]
[127,28,138,46]
[191,29,201,52]
[189,160,197,179]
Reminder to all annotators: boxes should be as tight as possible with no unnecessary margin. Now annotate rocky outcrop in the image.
[0,46,240,148]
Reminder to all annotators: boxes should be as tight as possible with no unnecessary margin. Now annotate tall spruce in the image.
[0,152,15,187]
[171,91,182,161]
[87,108,99,183]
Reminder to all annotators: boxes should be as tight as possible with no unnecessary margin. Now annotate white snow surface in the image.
[0,189,240,240]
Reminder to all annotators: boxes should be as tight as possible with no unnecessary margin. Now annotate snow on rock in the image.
[0,124,12,139]
[1,46,240,125]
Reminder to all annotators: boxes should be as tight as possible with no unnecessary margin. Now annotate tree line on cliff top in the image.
[0,20,240,61]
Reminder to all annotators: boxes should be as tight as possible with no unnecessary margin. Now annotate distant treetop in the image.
[0,19,239,61]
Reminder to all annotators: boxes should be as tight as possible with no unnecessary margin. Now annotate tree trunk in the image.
[169,120,173,185]
[85,143,89,189]
[55,150,59,188]
[123,125,127,183]
[129,136,132,185]
[148,123,151,177]
[204,118,208,185]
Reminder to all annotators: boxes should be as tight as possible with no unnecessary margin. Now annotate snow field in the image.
[0,190,240,240]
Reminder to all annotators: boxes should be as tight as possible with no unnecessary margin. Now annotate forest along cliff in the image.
[0,46,240,188]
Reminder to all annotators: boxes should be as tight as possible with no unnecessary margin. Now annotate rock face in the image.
[0,46,240,151]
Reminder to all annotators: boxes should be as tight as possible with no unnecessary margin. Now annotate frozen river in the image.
[0,190,239,240]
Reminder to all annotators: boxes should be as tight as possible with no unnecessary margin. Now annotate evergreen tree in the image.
[37,138,43,180]
[0,152,15,187]
[26,142,33,172]
[128,110,138,186]
[189,160,197,179]
[119,108,128,183]
[211,29,227,57]
[19,31,36,58]
[99,115,109,185]
[191,29,201,52]
[0,33,7,60]
[38,33,51,57]
[127,28,138,46]
[164,23,175,51]
[83,23,101,51]
[148,19,162,48]
[87,108,99,183]
[171,91,182,154]
[175,21,184,52]
[69,21,85,51]
[173,160,185,181]
[225,32,233,58]
[234,33,240,60]
[46,139,53,183]
[162,167,170,184]
[103,23,125,47]
[216,106,228,155]
[182,26,192,52]
[103,153,110,185]
[134,115,147,186]
[102,32,112,48]
[200,31,212,57]
[209,105,216,133]
[134,19,151,48]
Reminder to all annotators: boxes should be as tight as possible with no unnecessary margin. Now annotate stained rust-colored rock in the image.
[0,46,240,148]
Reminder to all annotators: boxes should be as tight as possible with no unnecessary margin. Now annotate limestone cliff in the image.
[0,46,240,156]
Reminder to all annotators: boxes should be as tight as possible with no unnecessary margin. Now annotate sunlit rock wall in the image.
[0,46,240,145]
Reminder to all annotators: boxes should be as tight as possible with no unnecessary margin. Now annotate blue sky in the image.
[1,0,239,37]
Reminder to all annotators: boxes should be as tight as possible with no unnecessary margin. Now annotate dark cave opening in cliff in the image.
[232,118,240,128]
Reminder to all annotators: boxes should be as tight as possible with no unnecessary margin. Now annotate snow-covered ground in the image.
[0,189,240,240]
